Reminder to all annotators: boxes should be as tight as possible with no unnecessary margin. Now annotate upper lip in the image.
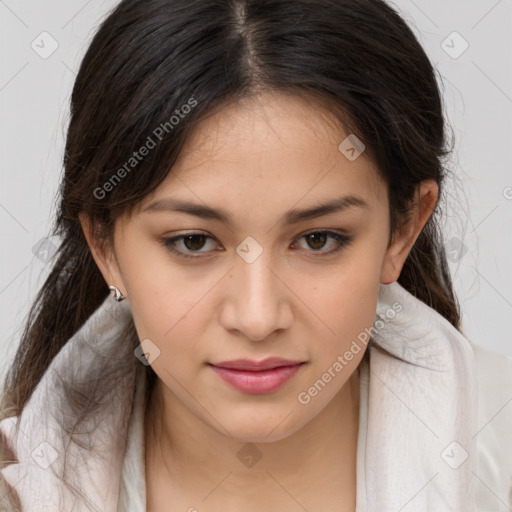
[210,357,304,371]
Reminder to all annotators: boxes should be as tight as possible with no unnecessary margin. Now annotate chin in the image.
[215,410,308,444]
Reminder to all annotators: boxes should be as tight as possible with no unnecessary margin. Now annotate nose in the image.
[219,248,294,342]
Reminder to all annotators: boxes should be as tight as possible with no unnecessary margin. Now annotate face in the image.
[82,91,435,443]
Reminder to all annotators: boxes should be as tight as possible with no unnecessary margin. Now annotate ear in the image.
[79,213,127,297]
[380,180,439,285]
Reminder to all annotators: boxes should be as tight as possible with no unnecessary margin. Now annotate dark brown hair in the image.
[1,0,461,508]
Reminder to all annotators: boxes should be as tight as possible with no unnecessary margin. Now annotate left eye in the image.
[293,231,353,253]
[160,230,354,259]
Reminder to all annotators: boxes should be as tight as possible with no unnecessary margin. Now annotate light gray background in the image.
[1,0,511,381]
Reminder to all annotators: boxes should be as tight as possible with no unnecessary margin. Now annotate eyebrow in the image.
[143,194,369,226]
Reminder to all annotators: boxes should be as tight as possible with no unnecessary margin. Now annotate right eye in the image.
[160,231,221,259]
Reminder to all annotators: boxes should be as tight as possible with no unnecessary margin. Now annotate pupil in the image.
[184,234,206,251]
[307,233,326,250]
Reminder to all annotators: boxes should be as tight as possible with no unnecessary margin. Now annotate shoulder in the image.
[468,340,512,509]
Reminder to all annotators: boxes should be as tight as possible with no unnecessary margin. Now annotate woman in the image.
[1,0,511,510]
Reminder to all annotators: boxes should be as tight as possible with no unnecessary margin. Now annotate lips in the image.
[211,357,304,371]
[209,358,305,394]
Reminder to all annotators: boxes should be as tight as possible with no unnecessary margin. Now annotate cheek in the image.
[124,270,211,377]
[118,240,193,331]
[320,286,378,361]
[129,295,204,390]
[129,286,205,359]
[305,250,381,356]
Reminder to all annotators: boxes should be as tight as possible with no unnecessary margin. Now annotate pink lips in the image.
[209,357,305,394]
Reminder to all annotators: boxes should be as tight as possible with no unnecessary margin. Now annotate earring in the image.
[108,285,126,302]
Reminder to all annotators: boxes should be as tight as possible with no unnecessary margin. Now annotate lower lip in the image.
[210,364,304,394]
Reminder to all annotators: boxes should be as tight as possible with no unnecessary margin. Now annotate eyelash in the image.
[159,230,354,260]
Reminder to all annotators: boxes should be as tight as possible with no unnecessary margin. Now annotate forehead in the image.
[139,91,387,216]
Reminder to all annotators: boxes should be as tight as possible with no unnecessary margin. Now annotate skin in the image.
[81,91,438,511]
